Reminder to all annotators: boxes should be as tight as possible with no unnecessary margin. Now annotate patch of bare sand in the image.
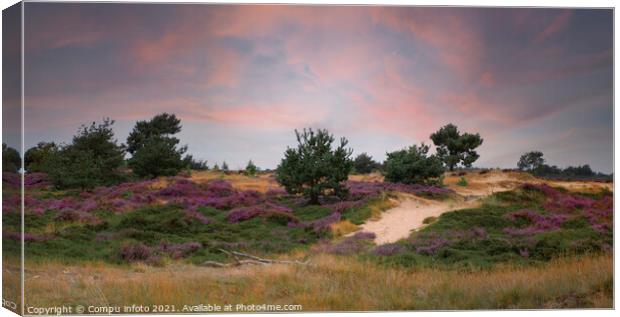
[358,195,480,244]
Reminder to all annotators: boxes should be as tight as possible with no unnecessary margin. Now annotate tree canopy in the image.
[45,119,125,189]
[2,143,21,173]
[430,123,483,171]
[353,152,381,174]
[276,128,353,204]
[25,142,58,173]
[126,113,181,155]
[127,113,186,178]
[244,160,258,176]
[384,143,444,185]
[517,151,545,171]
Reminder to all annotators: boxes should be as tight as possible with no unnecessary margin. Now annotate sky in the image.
[6,3,614,172]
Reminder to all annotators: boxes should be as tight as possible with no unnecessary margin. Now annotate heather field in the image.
[2,3,615,313]
[1,169,613,310]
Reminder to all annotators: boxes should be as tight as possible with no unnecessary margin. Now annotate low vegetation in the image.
[17,254,612,310]
[365,184,612,269]
[3,172,447,266]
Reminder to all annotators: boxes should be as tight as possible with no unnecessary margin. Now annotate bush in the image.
[244,160,258,176]
[45,119,125,189]
[457,176,468,187]
[353,153,381,174]
[127,113,187,178]
[129,137,186,178]
[118,242,152,263]
[2,143,20,172]
[24,142,57,172]
[384,143,444,185]
[276,128,353,204]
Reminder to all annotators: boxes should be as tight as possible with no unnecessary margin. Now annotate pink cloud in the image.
[534,11,572,43]
[371,7,485,80]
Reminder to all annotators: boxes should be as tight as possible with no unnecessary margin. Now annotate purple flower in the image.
[322,232,376,255]
[373,243,407,256]
[3,231,50,242]
[184,210,210,225]
[119,243,152,262]
[159,241,202,259]
[226,202,293,223]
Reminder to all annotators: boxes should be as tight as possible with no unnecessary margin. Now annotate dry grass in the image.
[187,170,281,193]
[3,256,22,313]
[349,172,384,182]
[444,169,612,196]
[19,254,612,311]
[330,220,359,237]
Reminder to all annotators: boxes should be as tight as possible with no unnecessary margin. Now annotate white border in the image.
[0,1,617,317]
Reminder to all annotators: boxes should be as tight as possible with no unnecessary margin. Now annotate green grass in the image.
[367,187,611,269]
[12,193,390,265]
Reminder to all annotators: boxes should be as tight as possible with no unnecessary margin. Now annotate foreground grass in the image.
[19,253,612,310]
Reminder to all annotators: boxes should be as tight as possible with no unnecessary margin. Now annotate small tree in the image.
[353,153,380,174]
[384,144,444,185]
[129,137,186,178]
[126,113,181,155]
[2,143,21,173]
[221,161,229,172]
[127,113,186,178]
[244,160,258,176]
[276,128,353,204]
[212,164,220,171]
[45,119,125,189]
[517,151,545,171]
[430,123,483,171]
[24,142,58,172]
[45,147,103,190]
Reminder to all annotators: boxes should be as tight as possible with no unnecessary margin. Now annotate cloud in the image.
[20,4,613,172]
[534,10,572,43]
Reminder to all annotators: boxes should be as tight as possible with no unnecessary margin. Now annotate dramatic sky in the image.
[15,3,614,172]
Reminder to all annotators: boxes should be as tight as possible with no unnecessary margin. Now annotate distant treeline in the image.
[517,151,611,181]
[2,113,610,200]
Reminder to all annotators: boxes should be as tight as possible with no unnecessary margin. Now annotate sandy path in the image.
[358,169,612,245]
[358,195,480,245]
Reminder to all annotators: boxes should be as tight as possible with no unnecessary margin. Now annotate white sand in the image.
[358,196,477,244]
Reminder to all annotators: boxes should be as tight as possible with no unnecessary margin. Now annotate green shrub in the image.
[276,128,353,204]
[244,160,258,176]
[24,142,58,172]
[423,216,437,224]
[45,119,126,189]
[457,176,468,187]
[353,152,381,174]
[126,113,186,178]
[384,143,444,185]
[2,143,21,172]
[128,137,185,178]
